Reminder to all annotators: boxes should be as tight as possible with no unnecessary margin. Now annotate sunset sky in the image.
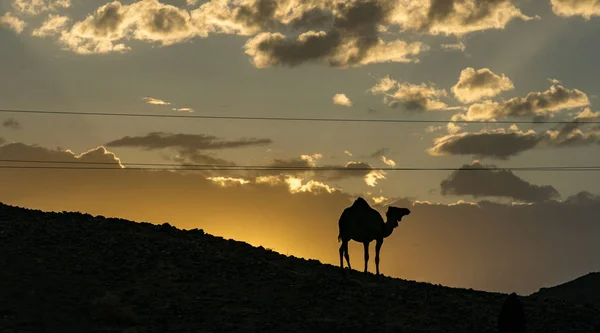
[1,0,600,295]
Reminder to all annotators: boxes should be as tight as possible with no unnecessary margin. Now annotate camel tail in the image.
[337,233,342,242]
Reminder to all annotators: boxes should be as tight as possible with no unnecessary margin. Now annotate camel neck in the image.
[382,220,395,238]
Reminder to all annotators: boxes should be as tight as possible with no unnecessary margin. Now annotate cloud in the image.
[241,0,426,68]
[284,176,338,194]
[171,148,236,167]
[144,97,171,105]
[105,132,272,151]
[428,123,600,159]
[428,128,542,159]
[550,0,600,19]
[243,31,424,69]
[452,84,590,121]
[381,156,396,167]
[440,161,560,202]
[12,0,70,15]
[451,67,515,103]
[0,143,123,168]
[332,93,352,107]
[0,12,26,34]
[370,76,448,111]
[369,147,389,158]
[372,196,388,204]
[2,119,21,130]
[207,176,250,186]
[575,108,600,119]
[55,0,198,54]
[32,14,70,37]
[173,107,194,112]
[4,141,600,295]
[364,169,386,187]
[441,41,466,51]
[389,0,537,36]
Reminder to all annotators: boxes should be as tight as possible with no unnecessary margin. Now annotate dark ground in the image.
[1,202,599,333]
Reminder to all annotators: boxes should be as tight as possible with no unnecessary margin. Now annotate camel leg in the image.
[363,242,369,273]
[343,241,351,270]
[339,243,345,269]
[375,239,383,275]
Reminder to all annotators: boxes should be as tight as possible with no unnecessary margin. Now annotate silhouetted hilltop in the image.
[533,272,600,308]
[1,202,599,332]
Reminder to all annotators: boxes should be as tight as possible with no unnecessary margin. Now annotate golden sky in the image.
[1,0,600,295]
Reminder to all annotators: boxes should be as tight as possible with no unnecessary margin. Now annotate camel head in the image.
[385,206,411,227]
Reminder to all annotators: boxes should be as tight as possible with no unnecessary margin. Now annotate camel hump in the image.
[351,197,371,209]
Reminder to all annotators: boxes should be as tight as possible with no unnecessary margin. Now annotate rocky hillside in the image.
[533,272,600,308]
[1,202,599,332]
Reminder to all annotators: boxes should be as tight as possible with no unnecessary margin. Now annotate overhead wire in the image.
[1,108,599,125]
[0,159,599,172]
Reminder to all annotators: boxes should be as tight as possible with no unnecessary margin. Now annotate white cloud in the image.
[12,0,70,15]
[370,76,449,112]
[332,93,352,107]
[207,176,250,186]
[144,97,171,105]
[452,84,590,121]
[388,0,537,35]
[0,12,26,34]
[32,14,70,37]
[381,156,396,167]
[364,169,386,187]
[451,67,515,103]
[550,0,600,19]
[372,196,388,204]
[575,108,600,119]
[441,41,466,51]
[173,107,194,112]
[285,176,337,194]
[56,0,198,54]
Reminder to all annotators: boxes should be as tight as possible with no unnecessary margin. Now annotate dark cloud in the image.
[234,0,279,31]
[564,191,600,205]
[139,5,192,36]
[440,161,560,202]
[318,161,374,181]
[0,143,123,168]
[429,123,600,159]
[2,118,21,130]
[455,85,590,122]
[499,85,589,118]
[89,2,126,37]
[429,130,542,159]
[105,132,271,151]
[243,0,423,68]
[369,148,389,158]
[544,120,600,147]
[288,7,334,30]
[172,148,236,166]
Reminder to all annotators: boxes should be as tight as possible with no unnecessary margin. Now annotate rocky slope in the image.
[533,272,600,308]
[1,202,599,332]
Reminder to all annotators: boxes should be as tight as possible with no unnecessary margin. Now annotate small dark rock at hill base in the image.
[0,202,599,333]
[498,292,526,333]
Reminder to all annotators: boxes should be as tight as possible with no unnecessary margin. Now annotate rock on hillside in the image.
[1,202,599,332]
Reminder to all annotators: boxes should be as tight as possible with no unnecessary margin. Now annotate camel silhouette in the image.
[337,197,411,275]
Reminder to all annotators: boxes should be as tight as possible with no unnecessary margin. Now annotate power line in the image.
[1,108,599,125]
[1,159,600,171]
